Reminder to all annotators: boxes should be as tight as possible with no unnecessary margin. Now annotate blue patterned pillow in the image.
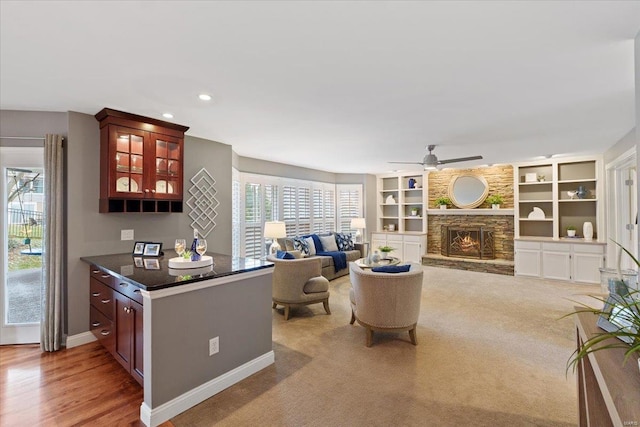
[335,233,354,251]
[292,237,310,256]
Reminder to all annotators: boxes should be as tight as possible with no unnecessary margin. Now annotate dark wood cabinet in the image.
[89,265,144,386]
[95,108,189,213]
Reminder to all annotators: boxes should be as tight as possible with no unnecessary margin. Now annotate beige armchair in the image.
[267,255,331,320]
[349,262,424,347]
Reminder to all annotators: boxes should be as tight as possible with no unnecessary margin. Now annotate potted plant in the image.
[566,242,640,374]
[567,225,577,237]
[410,207,419,217]
[435,196,450,209]
[378,245,395,259]
[487,194,504,209]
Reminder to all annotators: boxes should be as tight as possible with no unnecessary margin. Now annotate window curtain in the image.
[41,134,64,352]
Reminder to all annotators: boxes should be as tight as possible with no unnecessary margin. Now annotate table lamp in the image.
[264,221,287,255]
[350,217,366,244]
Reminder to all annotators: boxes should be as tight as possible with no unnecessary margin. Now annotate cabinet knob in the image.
[151,189,156,193]
[134,289,141,294]
[100,330,111,336]
[92,292,100,297]
[92,270,100,274]
[91,321,100,327]
[119,282,128,288]
[124,306,131,314]
[101,298,111,304]
[101,274,110,279]
[145,189,150,193]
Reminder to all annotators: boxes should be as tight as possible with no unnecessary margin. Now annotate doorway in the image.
[605,148,638,271]
[1,147,43,344]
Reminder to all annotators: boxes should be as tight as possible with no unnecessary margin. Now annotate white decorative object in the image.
[567,229,576,237]
[525,173,538,183]
[264,221,286,254]
[567,190,577,200]
[168,255,213,269]
[527,207,545,219]
[385,194,395,204]
[440,205,447,210]
[186,168,219,238]
[491,204,500,210]
[388,224,395,231]
[583,221,593,241]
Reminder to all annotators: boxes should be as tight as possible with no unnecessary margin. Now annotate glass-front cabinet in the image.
[96,108,189,213]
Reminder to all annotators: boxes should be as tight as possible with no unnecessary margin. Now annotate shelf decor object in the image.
[527,207,545,219]
[583,221,593,241]
[168,255,213,269]
[186,168,219,238]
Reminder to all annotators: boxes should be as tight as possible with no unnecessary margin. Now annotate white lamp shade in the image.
[350,218,366,229]
[264,221,287,239]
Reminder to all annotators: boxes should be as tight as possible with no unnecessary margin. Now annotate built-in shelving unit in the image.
[514,158,601,240]
[377,172,428,233]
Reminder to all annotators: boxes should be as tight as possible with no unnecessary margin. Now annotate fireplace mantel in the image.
[427,208,514,216]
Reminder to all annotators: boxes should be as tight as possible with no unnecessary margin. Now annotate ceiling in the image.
[1,1,639,174]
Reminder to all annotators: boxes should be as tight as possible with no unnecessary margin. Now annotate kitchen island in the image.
[81,251,274,427]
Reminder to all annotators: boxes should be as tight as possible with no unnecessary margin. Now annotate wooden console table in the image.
[575,310,640,426]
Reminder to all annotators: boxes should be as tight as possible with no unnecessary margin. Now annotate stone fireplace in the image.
[441,225,494,260]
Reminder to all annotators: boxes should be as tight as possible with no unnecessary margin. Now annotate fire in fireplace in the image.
[440,225,495,260]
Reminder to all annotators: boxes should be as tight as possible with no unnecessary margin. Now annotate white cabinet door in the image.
[542,251,571,280]
[515,249,541,277]
[573,252,604,284]
[387,235,404,260]
[403,241,423,263]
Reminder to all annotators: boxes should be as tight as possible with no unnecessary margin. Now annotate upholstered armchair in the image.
[349,262,424,347]
[267,255,331,320]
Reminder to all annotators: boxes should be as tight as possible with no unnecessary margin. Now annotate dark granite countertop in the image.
[81,251,273,291]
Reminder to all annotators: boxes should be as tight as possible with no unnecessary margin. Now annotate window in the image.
[337,184,363,235]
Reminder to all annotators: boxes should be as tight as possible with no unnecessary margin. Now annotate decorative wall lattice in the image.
[186,168,219,238]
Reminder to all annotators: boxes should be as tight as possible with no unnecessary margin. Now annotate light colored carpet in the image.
[172,266,602,426]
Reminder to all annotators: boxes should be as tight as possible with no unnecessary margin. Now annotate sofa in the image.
[277,233,363,281]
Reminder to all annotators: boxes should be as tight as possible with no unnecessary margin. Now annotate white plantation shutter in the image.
[244,183,262,258]
[232,169,241,258]
[235,173,364,257]
[337,184,363,234]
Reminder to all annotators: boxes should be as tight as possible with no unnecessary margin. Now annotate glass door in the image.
[0,147,43,344]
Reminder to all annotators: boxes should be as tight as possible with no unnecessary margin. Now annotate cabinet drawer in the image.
[403,235,423,243]
[542,242,571,252]
[515,240,541,250]
[90,305,114,353]
[113,280,144,305]
[387,235,404,243]
[90,265,119,287]
[572,244,605,254]
[90,278,114,320]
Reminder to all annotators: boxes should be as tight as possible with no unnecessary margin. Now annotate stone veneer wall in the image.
[427,165,514,209]
[427,215,514,261]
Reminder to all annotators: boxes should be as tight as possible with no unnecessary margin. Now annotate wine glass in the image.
[196,239,207,257]
[174,239,186,257]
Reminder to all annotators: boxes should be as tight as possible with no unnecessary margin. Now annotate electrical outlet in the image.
[121,229,134,240]
[209,336,219,356]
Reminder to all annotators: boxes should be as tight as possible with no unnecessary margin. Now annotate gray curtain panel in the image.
[41,134,64,352]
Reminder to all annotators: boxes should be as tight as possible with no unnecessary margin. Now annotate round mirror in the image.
[448,174,489,209]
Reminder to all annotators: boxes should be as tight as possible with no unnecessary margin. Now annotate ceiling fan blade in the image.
[437,155,483,165]
[388,161,425,165]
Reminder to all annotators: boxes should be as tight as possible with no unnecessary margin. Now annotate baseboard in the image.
[140,350,275,427]
[65,331,96,349]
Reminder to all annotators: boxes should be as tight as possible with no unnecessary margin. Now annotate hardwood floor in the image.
[0,341,173,426]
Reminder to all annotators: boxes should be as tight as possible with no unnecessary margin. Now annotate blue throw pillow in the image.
[371,265,411,273]
[335,232,354,251]
[276,250,295,260]
[292,237,310,256]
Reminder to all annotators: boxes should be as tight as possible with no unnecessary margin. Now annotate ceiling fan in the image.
[389,145,483,170]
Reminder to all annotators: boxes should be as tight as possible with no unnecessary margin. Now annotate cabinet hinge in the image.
[626,224,635,230]
[625,179,634,186]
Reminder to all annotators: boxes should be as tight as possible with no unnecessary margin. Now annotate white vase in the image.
[439,205,447,210]
[567,230,576,237]
[583,221,593,241]
[492,204,500,210]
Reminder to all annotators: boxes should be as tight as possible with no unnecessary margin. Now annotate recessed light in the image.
[163,113,174,119]
[199,94,212,101]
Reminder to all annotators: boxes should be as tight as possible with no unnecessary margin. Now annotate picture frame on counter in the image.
[143,258,160,270]
[143,242,163,257]
[133,257,144,268]
[133,241,147,255]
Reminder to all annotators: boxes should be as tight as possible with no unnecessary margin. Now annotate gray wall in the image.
[637,30,640,258]
[604,128,636,165]
[0,110,68,146]
[2,110,233,337]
